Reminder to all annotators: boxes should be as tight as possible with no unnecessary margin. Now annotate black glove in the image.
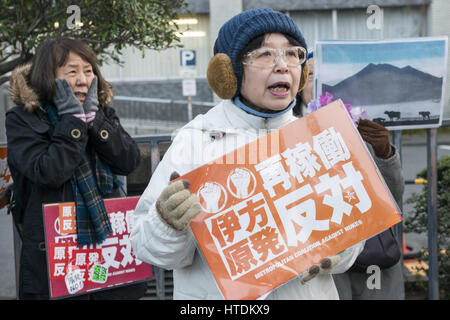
[53,78,85,117]
[357,119,392,159]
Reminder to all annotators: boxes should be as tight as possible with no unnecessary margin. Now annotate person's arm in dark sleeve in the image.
[87,106,140,175]
[6,110,88,188]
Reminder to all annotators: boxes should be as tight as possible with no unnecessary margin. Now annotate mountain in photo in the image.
[321,63,443,106]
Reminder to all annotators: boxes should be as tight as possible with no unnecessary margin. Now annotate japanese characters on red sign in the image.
[43,196,152,299]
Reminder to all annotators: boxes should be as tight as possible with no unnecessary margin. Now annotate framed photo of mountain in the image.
[315,37,448,130]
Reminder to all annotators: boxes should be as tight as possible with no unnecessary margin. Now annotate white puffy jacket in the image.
[130,99,364,300]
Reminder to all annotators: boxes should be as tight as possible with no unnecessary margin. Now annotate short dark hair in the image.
[28,37,112,106]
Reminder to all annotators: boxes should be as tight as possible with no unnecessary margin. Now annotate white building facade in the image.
[101,0,440,81]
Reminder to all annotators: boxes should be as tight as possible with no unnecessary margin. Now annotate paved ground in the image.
[0,208,16,299]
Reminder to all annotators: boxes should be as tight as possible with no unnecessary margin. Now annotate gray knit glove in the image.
[83,76,99,122]
[53,78,85,117]
[300,255,341,284]
[156,172,202,231]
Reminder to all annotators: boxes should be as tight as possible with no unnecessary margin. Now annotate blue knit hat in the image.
[212,8,307,98]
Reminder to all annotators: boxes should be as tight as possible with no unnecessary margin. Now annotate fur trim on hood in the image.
[9,63,40,112]
[9,62,114,112]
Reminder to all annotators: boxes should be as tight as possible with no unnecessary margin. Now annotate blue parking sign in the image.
[180,50,196,66]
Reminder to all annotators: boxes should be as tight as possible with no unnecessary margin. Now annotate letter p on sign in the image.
[180,50,196,67]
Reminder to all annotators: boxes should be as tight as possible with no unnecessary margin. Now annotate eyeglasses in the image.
[242,46,307,69]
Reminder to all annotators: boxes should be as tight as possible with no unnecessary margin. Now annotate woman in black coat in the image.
[6,38,146,299]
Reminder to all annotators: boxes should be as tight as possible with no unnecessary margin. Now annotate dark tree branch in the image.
[0,54,32,76]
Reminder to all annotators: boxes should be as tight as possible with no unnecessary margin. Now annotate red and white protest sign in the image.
[43,196,152,299]
[0,146,11,194]
[182,100,402,300]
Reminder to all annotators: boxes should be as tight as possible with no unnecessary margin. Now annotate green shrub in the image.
[405,155,450,299]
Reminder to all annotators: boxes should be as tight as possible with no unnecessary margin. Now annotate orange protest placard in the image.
[183,100,402,300]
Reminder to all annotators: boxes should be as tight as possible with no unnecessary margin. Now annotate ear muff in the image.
[207,53,237,100]
[298,63,309,93]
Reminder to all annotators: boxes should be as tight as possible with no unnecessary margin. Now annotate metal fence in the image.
[129,134,173,299]
[113,96,215,136]
[114,96,215,121]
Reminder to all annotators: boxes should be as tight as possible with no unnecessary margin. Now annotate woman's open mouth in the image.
[268,82,290,96]
[74,92,87,101]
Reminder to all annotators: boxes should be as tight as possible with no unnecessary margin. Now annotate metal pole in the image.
[426,128,439,300]
[12,221,21,299]
[187,96,193,122]
[391,130,405,298]
[392,130,403,251]
[149,139,166,299]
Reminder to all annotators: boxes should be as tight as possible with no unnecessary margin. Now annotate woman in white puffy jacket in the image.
[130,8,365,300]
